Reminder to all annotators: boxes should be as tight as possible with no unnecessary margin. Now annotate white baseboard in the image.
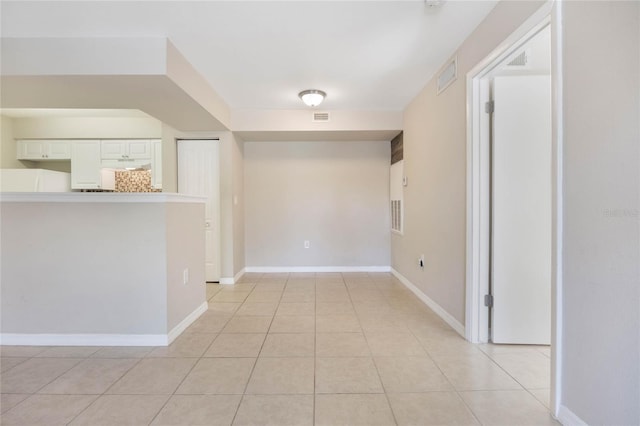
[166,301,208,344]
[0,333,168,347]
[244,266,391,273]
[557,405,587,426]
[391,268,465,337]
[219,268,246,285]
[0,302,209,347]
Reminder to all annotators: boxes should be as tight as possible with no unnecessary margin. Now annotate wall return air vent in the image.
[437,57,457,95]
[312,112,330,122]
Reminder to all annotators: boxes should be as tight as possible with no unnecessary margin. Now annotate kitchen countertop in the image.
[0,192,206,203]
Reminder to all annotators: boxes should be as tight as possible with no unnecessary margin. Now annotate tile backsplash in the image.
[115,170,161,192]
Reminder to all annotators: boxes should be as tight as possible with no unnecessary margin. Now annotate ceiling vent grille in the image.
[507,50,529,67]
[313,112,330,122]
[437,57,457,95]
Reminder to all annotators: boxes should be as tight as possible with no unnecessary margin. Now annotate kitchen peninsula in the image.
[0,192,207,346]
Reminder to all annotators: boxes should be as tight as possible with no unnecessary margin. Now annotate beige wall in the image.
[393,1,544,323]
[244,141,390,268]
[560,1,639,424]
[232,133,246,275]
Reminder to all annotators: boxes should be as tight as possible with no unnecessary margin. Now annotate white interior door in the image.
[491,75,551,344]
[177,139,221,282]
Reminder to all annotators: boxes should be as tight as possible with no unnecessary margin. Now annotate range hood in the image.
[101,159,151,171]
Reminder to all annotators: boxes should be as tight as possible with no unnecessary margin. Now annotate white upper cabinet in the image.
[151,139,162,189]
[101,139,151,160]
[17,140,71,160]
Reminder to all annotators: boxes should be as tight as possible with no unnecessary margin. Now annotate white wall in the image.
[244,141,390,268]
[560,1,640,423]
[394,0,545,323]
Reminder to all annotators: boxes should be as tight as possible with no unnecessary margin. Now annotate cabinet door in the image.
[45,141,71,160]
[151,140,162,189]
[71,141,102,189]
[101,140,126,159]
[17,140,46,160]
[127,140,151,159]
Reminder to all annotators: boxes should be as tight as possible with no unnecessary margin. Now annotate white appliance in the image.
[0,169,72,192]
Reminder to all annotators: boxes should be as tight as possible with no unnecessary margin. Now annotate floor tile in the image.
[374,357,452,392]
[106,358,196,394]
[223,316,272,333]
[204,333,266,358]
[38,358,138,394]
[211,291,251,302]
[358,313,408,332]
[0,357,28,373]
[275,302,315,316]
[316,302,355,315]
[176,358,255,394]
[430,352,522,391]
[0,346,48,358]
[316,314,361,332]
[0,357,82,393]
[208,302,242,315]
[221,283,256,292]
[365,331,425,356]
[316,357,383,394]
[186,312,232,333]
[529,388,551,409]
[260,333,314,357]
[0,393,29,414]
[245,291,282,303]
[1,394,97,426]
[315,393,396,426]
[269,315,315,333]
[148,333,217,358]
[69,394,169,425]
[236,302,278,316]
[460,390,558,425]
[91,346,154,358]
[151,394,241,425]
[489,351,551,389]
[233,394,314,426]
[280,291,315,303]
[315,290,351,302]
[388,392,480,425]
[34,346,101,358]
[316,333,371,357]
[245,357,314,394]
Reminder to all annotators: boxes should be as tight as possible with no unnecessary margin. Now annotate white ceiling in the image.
[0,108,152,118]
[0,1,498,112]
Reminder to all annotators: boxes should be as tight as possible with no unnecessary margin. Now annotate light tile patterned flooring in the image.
[0,272,558,425]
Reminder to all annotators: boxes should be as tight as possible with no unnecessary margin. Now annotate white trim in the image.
[218,268,246,285]
[166,301,208,344]
[391,268,465,337]
[557,405,587,426]
[0,192,206,204]
[0,301,209,347]
[0,333,168,347]
[244,266,391,273]
[550,0,564,417]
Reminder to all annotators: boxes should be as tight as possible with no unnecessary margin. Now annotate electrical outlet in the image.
[304,240,310,249]
[183,268,189,285]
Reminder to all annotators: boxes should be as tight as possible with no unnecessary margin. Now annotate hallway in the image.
[1,273,556,425]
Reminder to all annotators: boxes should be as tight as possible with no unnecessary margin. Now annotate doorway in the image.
[177,139,221,283]
[465,1,562,416]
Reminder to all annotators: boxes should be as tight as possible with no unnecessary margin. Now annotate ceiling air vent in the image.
[437,57,457,95]
[312,112,330,122]
[507,50,529,67]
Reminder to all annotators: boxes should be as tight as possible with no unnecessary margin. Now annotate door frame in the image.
[464,0,563,416]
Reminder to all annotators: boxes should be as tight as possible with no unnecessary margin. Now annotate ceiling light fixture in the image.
[298,89,326,107]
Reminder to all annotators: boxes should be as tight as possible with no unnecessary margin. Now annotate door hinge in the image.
[485,100,495,114]
[484,294,494,308]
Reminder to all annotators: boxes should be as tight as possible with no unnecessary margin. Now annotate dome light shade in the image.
[298,89,326,107]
